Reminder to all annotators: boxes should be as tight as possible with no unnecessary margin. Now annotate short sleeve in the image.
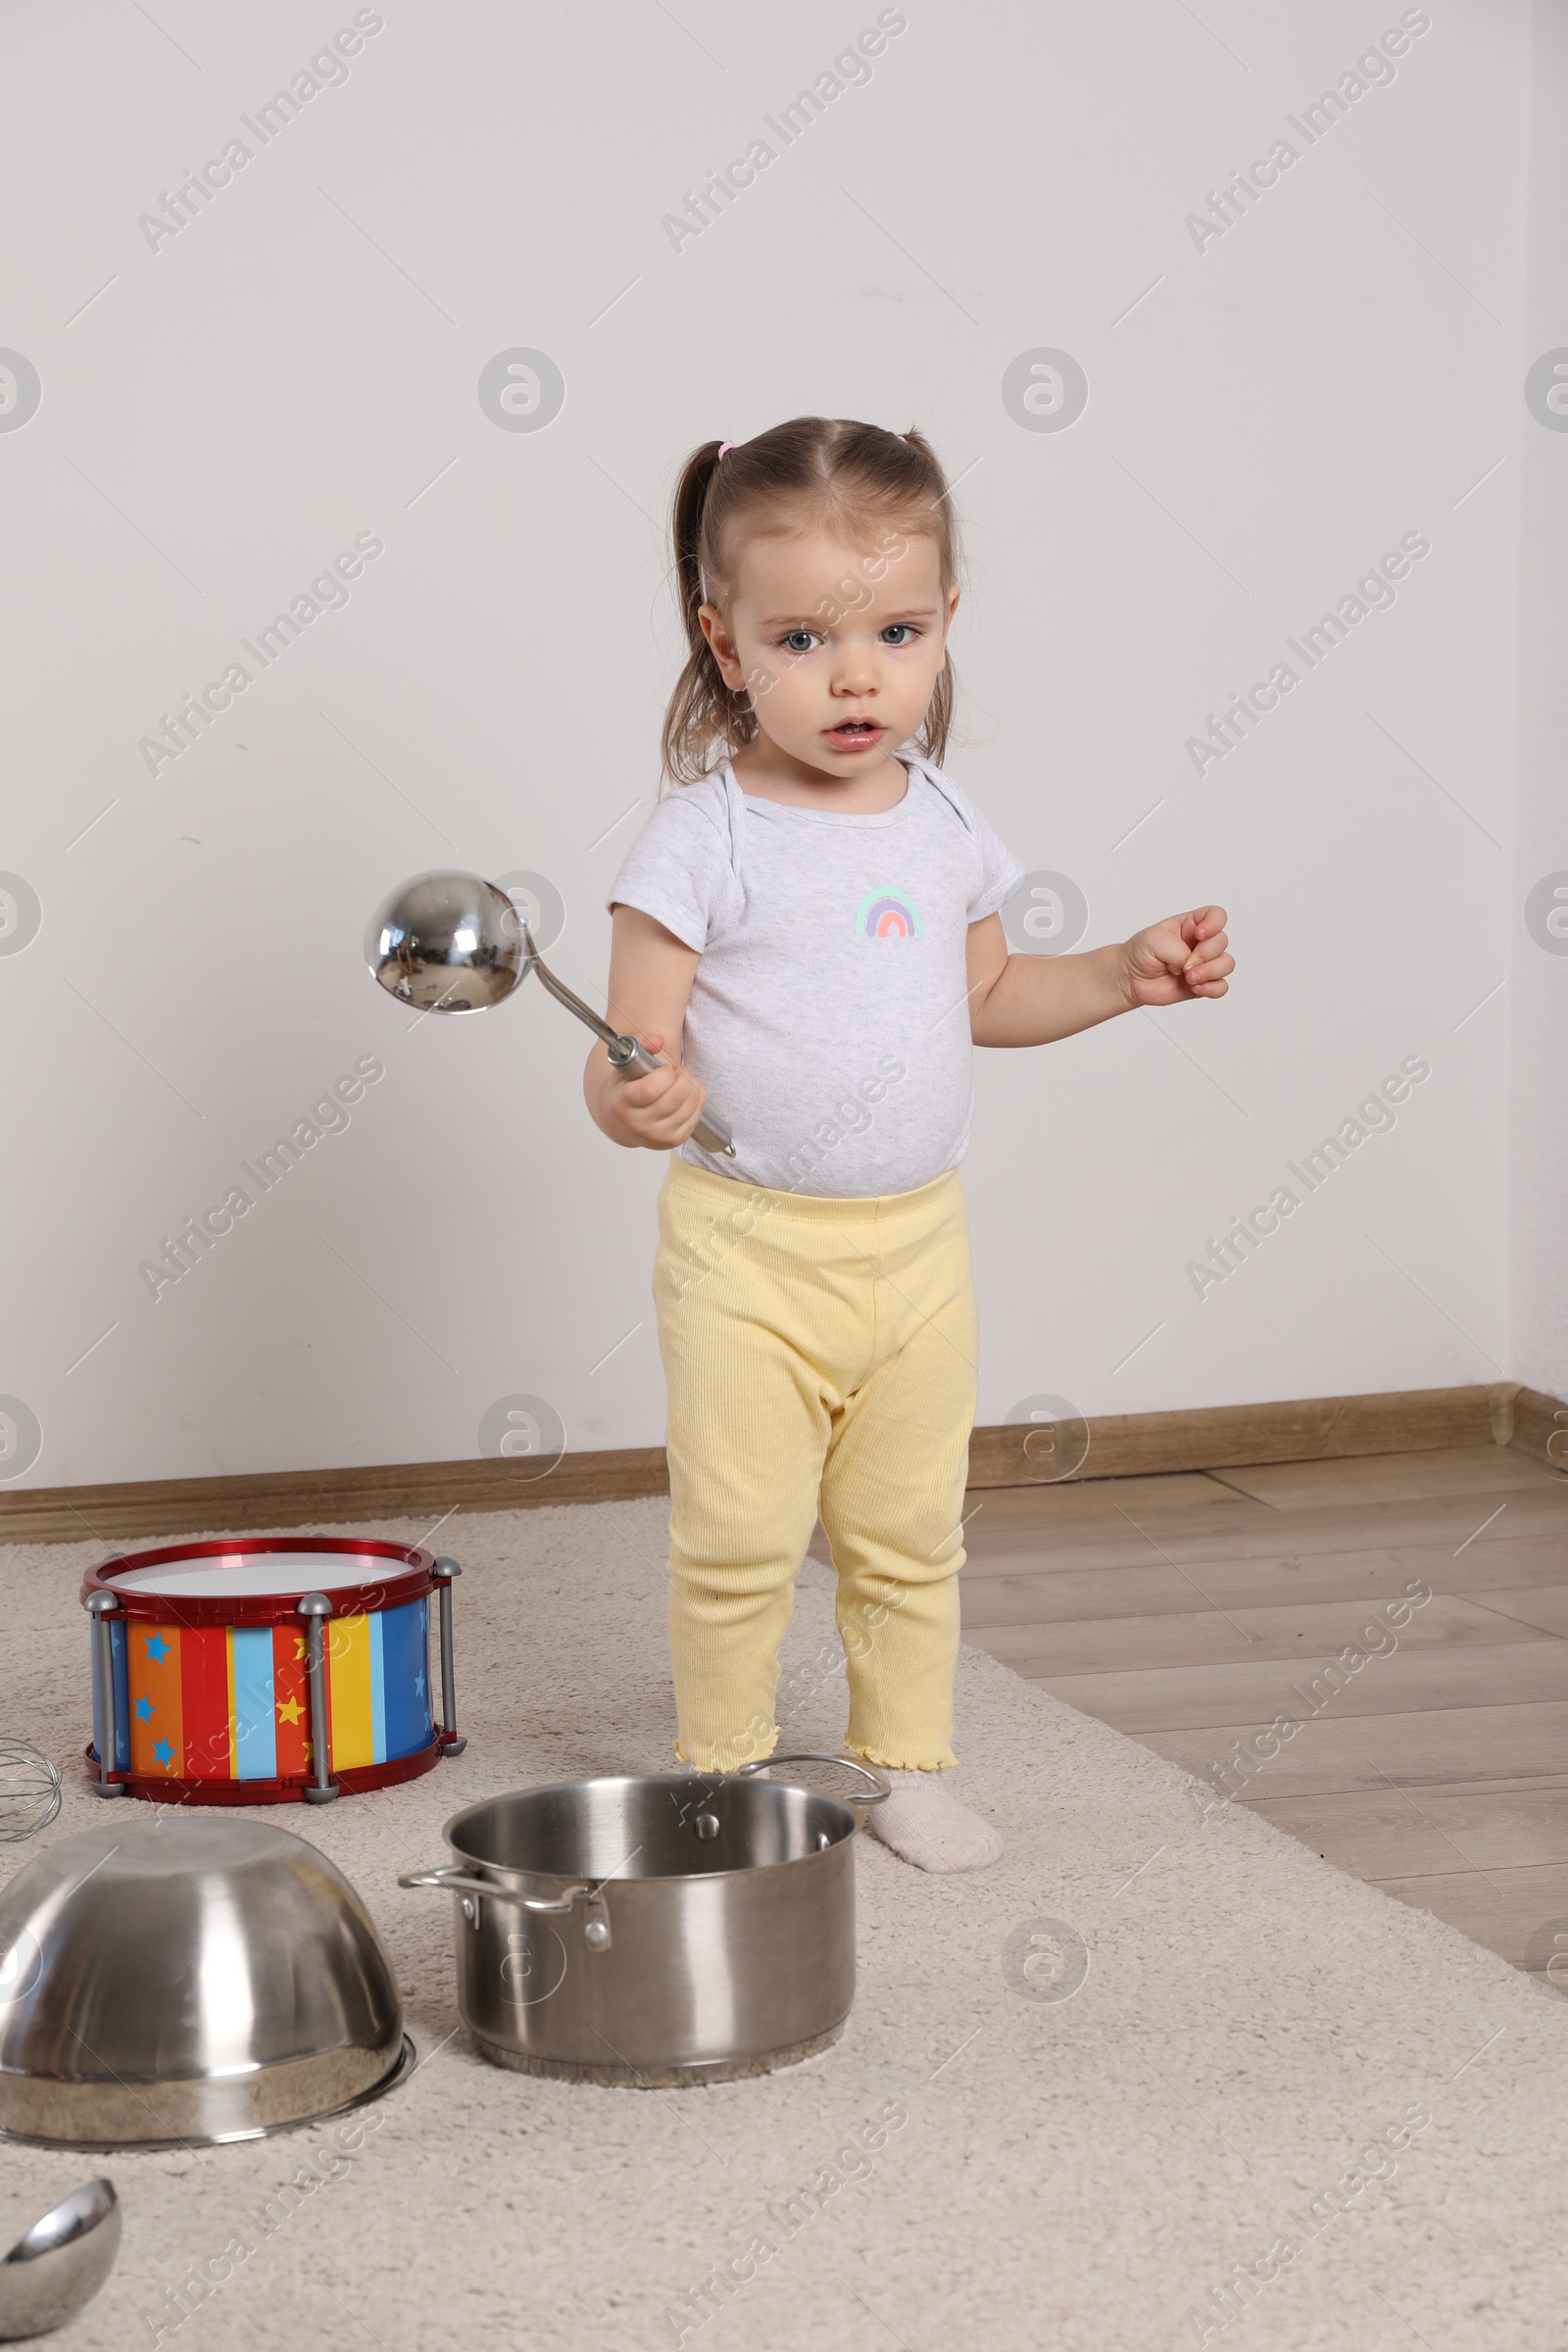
[917,762,1028,924]
[606,785,734,954]
[966,803,1028,924]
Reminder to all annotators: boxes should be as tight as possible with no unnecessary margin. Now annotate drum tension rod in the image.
[297,1593,340,1803]
[85,1592,126,1798]
[432,1559,466,1756]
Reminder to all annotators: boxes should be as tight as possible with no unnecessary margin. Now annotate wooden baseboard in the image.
[1506,1384,1568,1469]
[968,1380,1521,1486]
[0,1380,1544,1548]
[1,1448,671,1549]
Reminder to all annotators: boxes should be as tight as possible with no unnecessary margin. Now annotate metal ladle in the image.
[0,2180,120,2341]
[364,871,735,1157]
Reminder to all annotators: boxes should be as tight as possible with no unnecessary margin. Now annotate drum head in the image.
[105,1549,401,1600]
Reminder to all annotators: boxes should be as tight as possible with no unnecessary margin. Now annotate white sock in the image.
[865,1768,1004,1874]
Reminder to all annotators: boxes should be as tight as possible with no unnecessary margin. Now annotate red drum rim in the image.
[80,1737,455,1804]
[79,1536,438,1627]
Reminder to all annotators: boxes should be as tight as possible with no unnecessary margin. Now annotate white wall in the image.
[0,0,1532,1491]
[1513,0,1568,1411]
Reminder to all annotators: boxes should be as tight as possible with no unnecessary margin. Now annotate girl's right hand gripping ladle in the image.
[365,871,735,1158]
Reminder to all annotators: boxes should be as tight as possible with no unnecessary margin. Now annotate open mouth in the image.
[823,718,885,752]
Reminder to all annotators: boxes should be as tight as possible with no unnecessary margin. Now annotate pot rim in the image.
[438,1771,859,1889]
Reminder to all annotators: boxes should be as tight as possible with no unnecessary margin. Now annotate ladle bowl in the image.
[0,2180,120,2341]
[364,869,526,1012]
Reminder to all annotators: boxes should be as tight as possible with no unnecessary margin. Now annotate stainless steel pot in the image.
[0,1820,412,2147]
[399,1754,889,2086]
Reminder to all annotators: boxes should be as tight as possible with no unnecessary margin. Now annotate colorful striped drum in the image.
[81,1538,466,1804]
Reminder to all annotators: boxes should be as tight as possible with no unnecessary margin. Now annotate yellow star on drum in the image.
[276,1693,305,1727]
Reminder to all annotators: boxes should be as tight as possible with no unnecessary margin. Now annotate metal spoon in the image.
[0,2180,121,2341]
[365,870,736,1156]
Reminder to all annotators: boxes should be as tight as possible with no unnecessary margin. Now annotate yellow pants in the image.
[653,1153,979,1774]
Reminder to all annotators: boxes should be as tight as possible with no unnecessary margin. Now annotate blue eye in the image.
[880,623,917,645]
[781,629,819,654]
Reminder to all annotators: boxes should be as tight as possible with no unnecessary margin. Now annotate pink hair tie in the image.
[717,441,735,460]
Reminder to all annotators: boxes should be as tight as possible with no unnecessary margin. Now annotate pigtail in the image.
[898,425,956,769]
[919,664,955,769]
[661,440,756,786]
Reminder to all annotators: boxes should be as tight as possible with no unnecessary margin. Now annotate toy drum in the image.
[80,1538,467,1805]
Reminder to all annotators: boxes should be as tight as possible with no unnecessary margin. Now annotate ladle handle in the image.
[522,925,737,1158]
[607,1038,736,1158]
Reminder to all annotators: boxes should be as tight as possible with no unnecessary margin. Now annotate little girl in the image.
[585,417,1232,1872]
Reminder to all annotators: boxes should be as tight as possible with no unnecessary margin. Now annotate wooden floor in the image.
[953,1444,1568,1989]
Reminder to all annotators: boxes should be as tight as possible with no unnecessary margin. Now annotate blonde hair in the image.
[661,416,961,785]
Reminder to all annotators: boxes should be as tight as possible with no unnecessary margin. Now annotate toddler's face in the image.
[700,524,956,782]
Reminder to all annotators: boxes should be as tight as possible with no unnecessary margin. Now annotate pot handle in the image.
[397,1867,591,1915]
[735,1752,892,1806]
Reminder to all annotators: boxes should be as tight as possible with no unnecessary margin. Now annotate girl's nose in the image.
[831,653,878,697]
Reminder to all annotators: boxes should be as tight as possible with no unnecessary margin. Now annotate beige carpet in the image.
[2,1497,1565,2352]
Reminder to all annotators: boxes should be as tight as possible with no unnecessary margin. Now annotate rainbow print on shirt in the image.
[855,887,923,939]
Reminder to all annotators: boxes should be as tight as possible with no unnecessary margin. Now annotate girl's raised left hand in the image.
[1119,907,1233,1005]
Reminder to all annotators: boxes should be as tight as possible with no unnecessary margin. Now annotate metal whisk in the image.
[0,1740,63,1841]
